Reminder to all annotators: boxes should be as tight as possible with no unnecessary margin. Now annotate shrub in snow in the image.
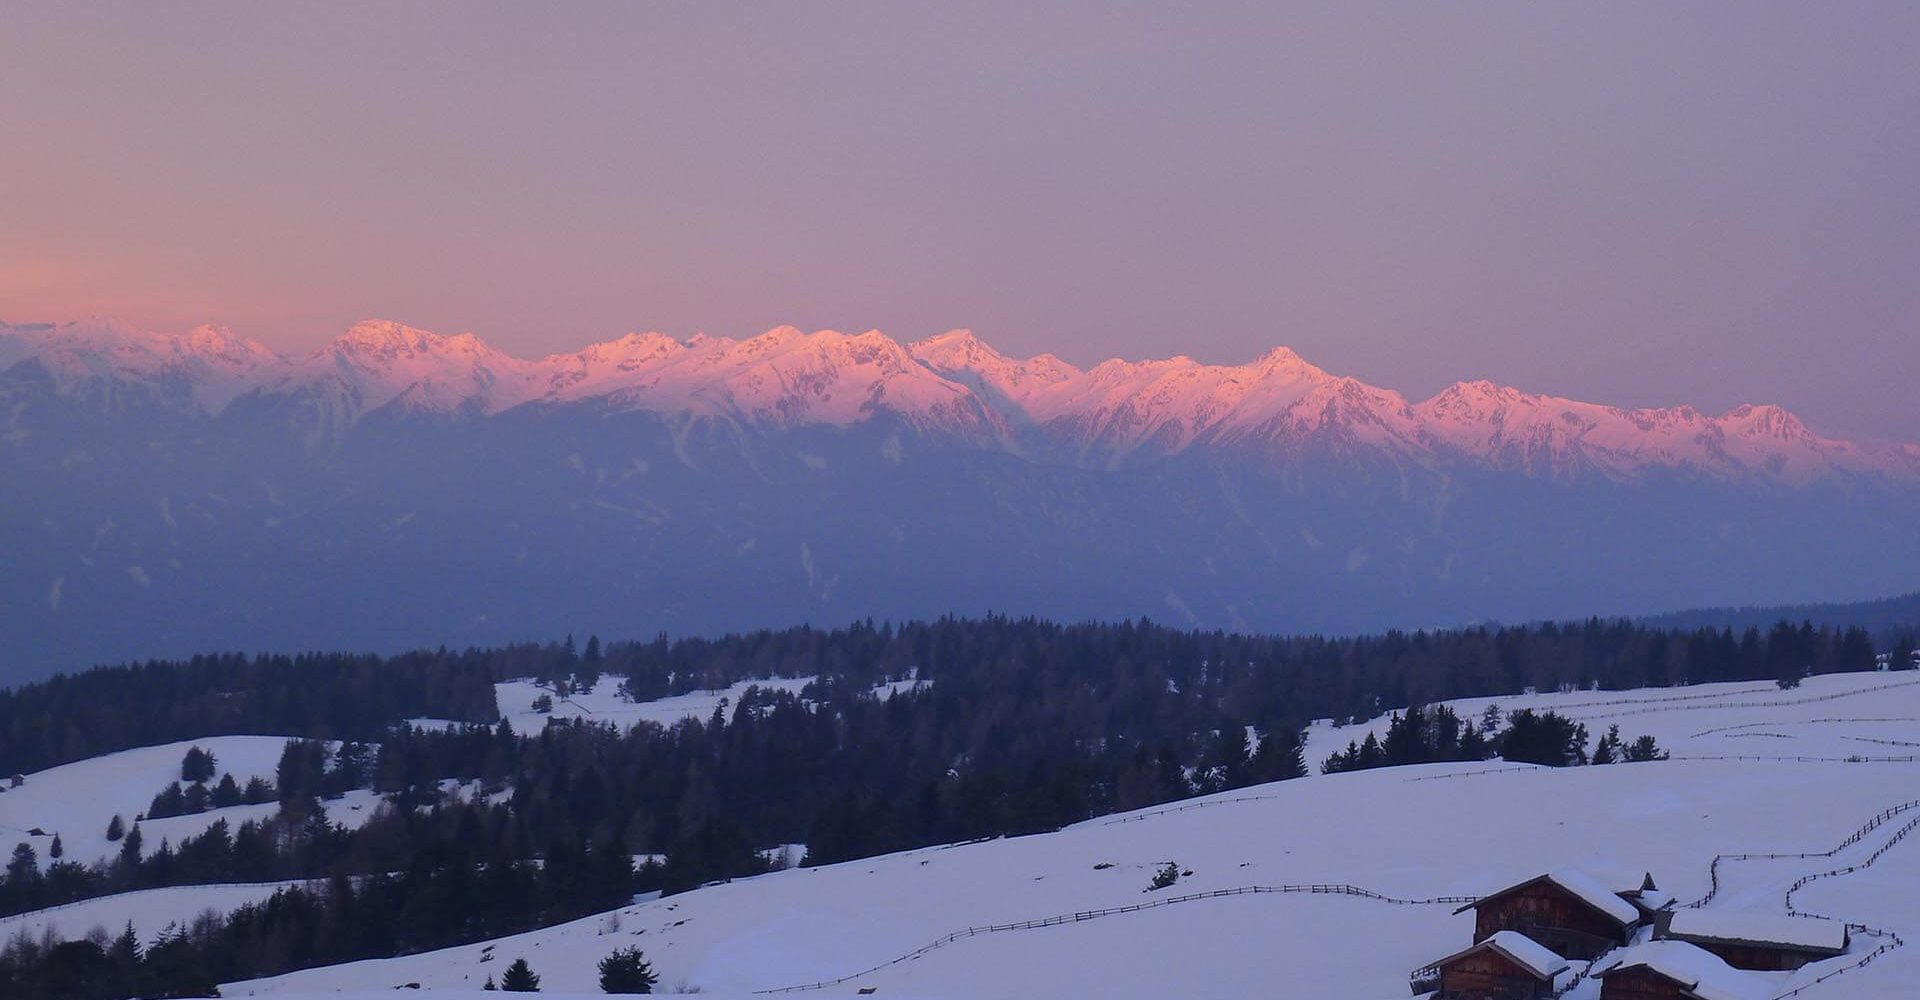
[1148,861,1181,891]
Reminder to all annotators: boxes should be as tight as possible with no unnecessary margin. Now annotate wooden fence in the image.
[752,882,1475,994]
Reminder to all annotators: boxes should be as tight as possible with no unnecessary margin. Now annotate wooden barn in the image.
[1592,941,1769,1000]
[1410,929,1569,1000]
[1452,870,1643,960]
[1655,909,1848,971]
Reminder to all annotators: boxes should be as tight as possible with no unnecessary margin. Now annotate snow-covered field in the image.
[0,880,311,945]
[0,736,292,868]
[411,676,823,734]
[414,673,925,735]
[214,670,1920,999]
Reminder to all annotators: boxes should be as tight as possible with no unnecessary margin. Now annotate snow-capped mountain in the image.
[541,325,1003,438]
[5,315,1918,679]
[3,316,1908,482]
[0,318,286,413]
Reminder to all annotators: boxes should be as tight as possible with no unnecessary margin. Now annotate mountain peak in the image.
[1721,403,1812,439]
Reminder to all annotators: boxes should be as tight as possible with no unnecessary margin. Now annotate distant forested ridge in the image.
[0,614,1899,776]
[1642,589,1920,645]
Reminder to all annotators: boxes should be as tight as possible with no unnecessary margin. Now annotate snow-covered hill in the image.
[0,736,292,869]
[164,670,1920,999]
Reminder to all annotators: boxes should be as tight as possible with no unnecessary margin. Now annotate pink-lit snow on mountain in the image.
[3,317,1913,482]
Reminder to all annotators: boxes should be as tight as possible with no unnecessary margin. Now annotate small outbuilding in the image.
[1453,870,1643,959]
[1655,909,1848,971]
[1411,929,1569,1000]
[1592,941,1770,1000]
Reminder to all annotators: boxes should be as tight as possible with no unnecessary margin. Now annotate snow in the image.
[0,881,308,945]
[1452,869,1640,927]
[1664,908,1848,952]
[1546,870,1644,927]
[1592,940,1772,1000]
[1473,929,1571,980]
[10,318,1913,480]
[493,675,818,732]
[1304,670,1920,770]
[0,673,1905,995]
[214,672,1920,998]
[0,736,293,868]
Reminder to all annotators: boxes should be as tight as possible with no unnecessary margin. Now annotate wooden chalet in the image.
[1411,930,1569,1000]
[1654,910,1848,971]
[1452,870,1643,960]
[1592,941,1769,1000]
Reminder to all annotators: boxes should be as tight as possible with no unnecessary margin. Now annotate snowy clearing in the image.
[0,736,293,868]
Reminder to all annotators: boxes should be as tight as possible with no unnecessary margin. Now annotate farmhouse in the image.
[1592,941,1769,1000]
[1654,909,1848,971]
[1411,929,1570,1000]
[1452,870,1643,959]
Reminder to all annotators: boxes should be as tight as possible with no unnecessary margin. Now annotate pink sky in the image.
[2,3,1916,439]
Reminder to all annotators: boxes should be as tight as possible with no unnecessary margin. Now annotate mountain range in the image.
[3,317,1917,681]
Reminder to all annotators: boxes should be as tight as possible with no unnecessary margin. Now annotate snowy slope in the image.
[222,673,1920,999]
[484,675,820,732]
[0,736,293,868]
[0,880,310,945]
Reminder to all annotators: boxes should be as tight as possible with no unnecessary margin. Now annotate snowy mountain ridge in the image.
[3,317,1911,483]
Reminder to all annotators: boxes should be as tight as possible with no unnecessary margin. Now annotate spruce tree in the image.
[105,814,125,842]
[598,946,657,993]
[181,746,217,783]
[502,957,541,992]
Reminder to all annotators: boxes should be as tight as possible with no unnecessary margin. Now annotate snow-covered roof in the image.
[1453,869,1641,927]
[1423,930,1570,983]
[1664,910,1848,955]
[1631,887,1676,913]
[1594,941,1771,1000]
[1485,930,1572,980]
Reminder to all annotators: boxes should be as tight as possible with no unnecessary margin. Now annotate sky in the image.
[1,3,1916,441]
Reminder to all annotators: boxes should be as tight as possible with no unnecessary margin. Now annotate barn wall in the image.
[1598,968,1690,1000]
[1686,939,1826,971]
[1437,949,1548,1000]
[1472,883,1628,959]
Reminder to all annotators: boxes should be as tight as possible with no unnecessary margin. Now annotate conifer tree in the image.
[598,946,657,993]
[181,745,217,783]
[502,957,541,992]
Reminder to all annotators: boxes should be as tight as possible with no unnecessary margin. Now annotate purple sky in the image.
[2,3,1916,440]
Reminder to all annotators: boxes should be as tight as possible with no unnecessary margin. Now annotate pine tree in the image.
[484,975,497,990]
[502,957,541,992]
[49,832,63,860]
[105,814,125,842]
[597,946,657,993]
